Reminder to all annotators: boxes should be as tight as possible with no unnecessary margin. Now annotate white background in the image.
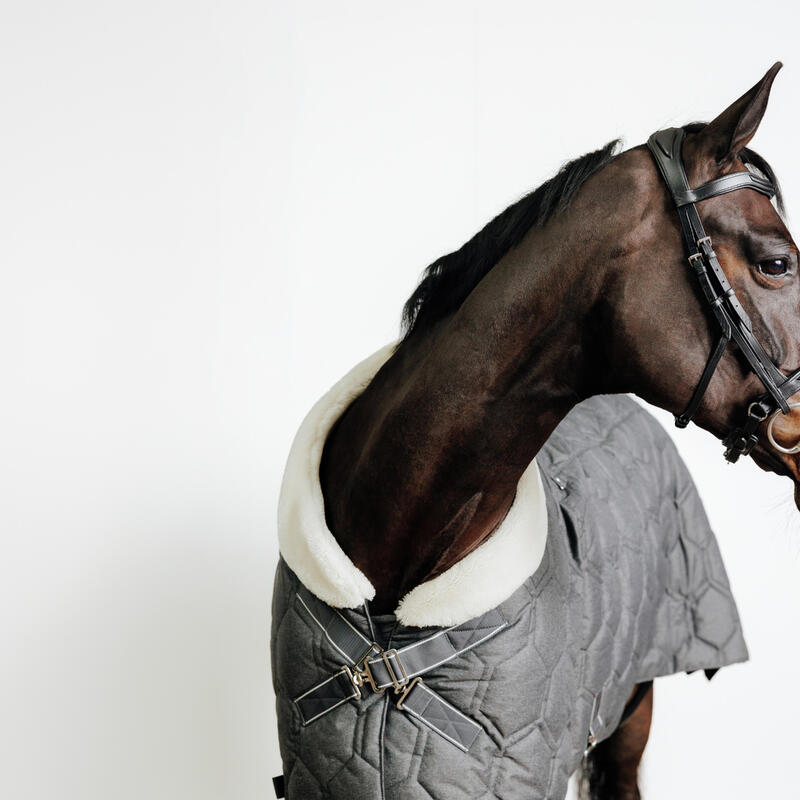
[3,1,800,798]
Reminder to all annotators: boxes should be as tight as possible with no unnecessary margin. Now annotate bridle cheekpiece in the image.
[646,127,800,462]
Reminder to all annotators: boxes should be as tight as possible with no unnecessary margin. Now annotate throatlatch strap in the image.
[292,585,506,751]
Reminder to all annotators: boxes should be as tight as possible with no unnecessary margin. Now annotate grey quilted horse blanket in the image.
[271,374,747,799]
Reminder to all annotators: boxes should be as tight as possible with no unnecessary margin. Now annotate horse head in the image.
[599,62,800,502]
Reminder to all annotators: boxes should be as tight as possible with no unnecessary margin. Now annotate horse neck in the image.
[319,177,622,612]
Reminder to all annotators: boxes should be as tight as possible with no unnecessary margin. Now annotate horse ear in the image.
[696,62,782,166]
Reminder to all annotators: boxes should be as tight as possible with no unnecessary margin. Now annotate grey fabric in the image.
[294,668,362,726]
[399,679,482,752]
[295,587,376,666]
[270,395,748,799]
[293,585,507,745]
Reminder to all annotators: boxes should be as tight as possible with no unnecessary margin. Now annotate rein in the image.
[646,127,800,462]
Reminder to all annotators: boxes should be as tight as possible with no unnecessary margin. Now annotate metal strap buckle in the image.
[396,676,422,710]
[381,649,409,693]
[355,643,382,670]
[747,401,770,422]
[360,657,387,694]
[689,236,714,268]
[361,647,409,694]
[355,643,385,694]
[723,430,760,462]
[340,665,363,700]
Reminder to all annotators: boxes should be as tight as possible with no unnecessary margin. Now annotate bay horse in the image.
[289,62,798,798]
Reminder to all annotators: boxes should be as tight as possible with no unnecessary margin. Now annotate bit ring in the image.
[766,402,800,454]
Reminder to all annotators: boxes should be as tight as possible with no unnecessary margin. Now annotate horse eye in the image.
[757,257,790,277]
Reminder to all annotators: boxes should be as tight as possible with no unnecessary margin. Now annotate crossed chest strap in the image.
[292,585,508,752]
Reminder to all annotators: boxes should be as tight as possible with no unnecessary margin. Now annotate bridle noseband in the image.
[646,127,800,462]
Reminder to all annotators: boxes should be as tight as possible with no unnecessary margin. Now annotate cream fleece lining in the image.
[277,342,548,627]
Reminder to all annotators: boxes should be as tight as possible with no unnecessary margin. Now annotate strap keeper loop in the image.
[381,649,409,693]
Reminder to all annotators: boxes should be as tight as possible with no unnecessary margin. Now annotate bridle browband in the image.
[646,127,800,462]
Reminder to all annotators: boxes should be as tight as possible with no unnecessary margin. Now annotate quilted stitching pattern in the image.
[271,395,748,799]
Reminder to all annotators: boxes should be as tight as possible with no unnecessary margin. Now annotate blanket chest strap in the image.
[292,586,505,751]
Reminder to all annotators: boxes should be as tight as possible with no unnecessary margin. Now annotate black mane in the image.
[400,138,621,339]
[400,124,784,341]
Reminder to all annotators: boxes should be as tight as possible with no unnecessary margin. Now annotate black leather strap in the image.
[675,171,775,207]
[675,328,730,429]
[646,126,800,461]
[648,128,775,207]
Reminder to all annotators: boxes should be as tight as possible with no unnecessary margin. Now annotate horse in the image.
[272,62,799,799]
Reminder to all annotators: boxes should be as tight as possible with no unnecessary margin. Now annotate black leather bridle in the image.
[646,127,800,462]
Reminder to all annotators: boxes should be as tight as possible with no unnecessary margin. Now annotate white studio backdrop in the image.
[2,1,800,798]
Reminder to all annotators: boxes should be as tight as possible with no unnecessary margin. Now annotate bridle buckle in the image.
[746,401,769,422]
[723,401,772,462]
[687,252,704,268]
